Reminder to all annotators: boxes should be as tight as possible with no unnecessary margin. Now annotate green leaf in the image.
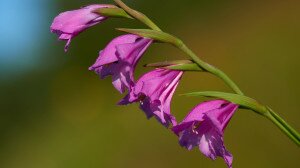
[145,60,193,67]
[116,28,181,46]
[94,8,133,19]
[145,60,204,71]
[166,63,204,71]
[183,91,268,115]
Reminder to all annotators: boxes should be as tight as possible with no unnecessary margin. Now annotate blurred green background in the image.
[0,0,299,167]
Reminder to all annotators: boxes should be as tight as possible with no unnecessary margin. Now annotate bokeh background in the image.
[0,0,299,167]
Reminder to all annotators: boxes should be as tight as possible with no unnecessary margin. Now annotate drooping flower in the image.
[89,34,152,93]
[50,4,116,51]
[119,69,183,127]
[172,100,238,168]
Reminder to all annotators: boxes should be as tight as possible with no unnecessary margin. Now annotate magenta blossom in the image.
[172,100,238,168]
[50,4,115,51]
[89,34,152,93]
[120,69,183,127]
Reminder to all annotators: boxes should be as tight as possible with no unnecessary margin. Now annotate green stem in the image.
[114,0,161,31]
[115,0,299,146]
[265,107,300,146]
[180,41,300,146]
[176,42,244,95]
[114,0,243,95]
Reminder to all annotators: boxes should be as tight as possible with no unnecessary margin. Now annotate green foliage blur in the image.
[0,0,299,167]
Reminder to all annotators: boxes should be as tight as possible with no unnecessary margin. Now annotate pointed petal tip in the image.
[88,64,98,71]
[117,98,128,105]
[64,38,72,52]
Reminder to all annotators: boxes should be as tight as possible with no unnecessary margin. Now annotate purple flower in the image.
[120,69,183,127]
[50,4,115,51]
[172,100,238,168]
[89,34,152,93]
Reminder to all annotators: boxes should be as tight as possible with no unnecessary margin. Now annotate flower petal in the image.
[198,120,233,168]
[89,35,152,93]
[120,69,183,127]
[174,100,237,168]
[51,4,114,51]
[89,35,141,69]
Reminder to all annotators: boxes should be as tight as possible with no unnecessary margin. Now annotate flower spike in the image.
[51,1,300,168]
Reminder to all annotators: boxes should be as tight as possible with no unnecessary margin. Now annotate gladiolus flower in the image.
[120,69,183,127]
[89,34,152,93]
[172,100,238,168]
[50,4,115,51]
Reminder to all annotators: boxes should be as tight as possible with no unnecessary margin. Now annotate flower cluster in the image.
[51,4,238,168]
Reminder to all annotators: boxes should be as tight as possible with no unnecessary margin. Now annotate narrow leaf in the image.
[183,91,268,115]
[94,8,133,19]
[145,60,193,67]
[145,60,204,71]
[165,63,204,71]
[116,28,181,46]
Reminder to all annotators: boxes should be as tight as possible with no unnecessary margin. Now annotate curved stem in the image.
[177,42,244,95]
[114,0,161,31]
[114,0,243,95]
[265,107,300,146]
[115,0,299,146]
[264,108,300,146]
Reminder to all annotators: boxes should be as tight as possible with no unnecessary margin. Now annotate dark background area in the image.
[0,0,299,167]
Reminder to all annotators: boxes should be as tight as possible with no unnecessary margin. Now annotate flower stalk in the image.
[116,28,244,95]
[50,1,300,167]
[176,42,244,95]
[114,0,299,146]
[114,0,243,95]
